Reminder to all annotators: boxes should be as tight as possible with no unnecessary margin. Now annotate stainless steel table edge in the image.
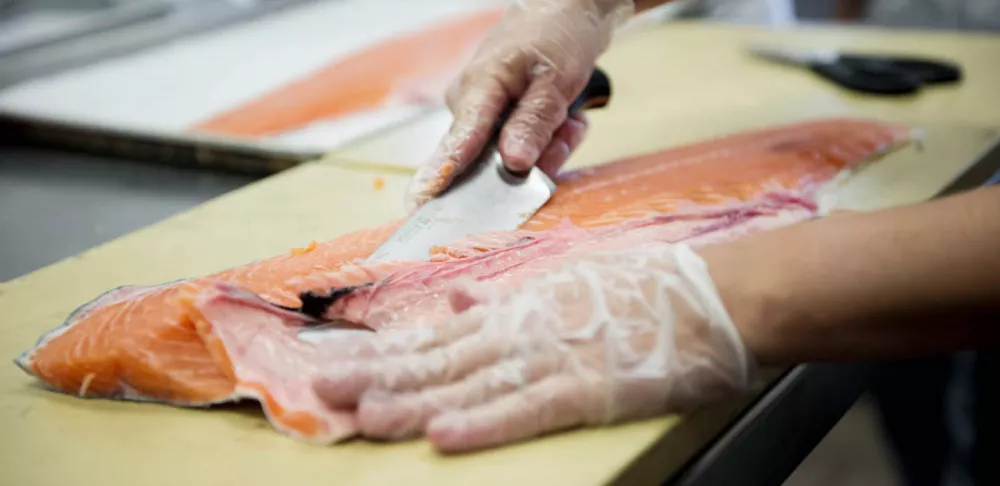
[663,135,1000,486]
[0,111,316,175]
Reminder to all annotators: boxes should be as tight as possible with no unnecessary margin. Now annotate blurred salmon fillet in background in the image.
[192,8,504,138]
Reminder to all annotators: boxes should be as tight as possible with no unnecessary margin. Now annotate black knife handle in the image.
[568,67,612,113]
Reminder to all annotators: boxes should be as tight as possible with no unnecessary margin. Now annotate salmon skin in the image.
[16,118,914,444]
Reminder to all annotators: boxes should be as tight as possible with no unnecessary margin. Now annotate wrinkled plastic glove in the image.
[403,0,636,211]
[313,243,758,453]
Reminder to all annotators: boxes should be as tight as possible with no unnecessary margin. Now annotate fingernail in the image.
[426,413,470,452]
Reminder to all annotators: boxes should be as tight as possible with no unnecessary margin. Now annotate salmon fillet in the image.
[192,8,503,138]
[16,118,913,444]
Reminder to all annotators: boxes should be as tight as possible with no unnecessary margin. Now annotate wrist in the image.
[697,243,791,367]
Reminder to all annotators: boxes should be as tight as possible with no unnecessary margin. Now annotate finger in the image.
[534,114,588,177]
[499,80,570,172]
[445,76,510,167]
[318,315,479,360]
[534,137,569,178]
[356,352,569,439]
[367,315,482,356]
[444,76,463,111]
[313,319,482,408]
[310,329,378,361]
[564,112,589,152]
[405,77,509,211]
[314,313,508,408]
[425,374,605,453]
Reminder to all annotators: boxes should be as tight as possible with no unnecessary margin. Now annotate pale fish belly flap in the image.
[187,283,361,444]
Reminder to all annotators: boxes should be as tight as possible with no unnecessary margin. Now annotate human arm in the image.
[705,184,1000,365]
[404,0,677,210]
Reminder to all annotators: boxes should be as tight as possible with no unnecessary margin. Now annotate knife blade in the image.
[365,66,613,263]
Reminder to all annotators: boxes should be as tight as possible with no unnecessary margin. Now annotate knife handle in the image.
[567,67,612,114]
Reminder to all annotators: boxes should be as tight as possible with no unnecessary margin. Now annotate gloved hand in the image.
[313,243,758,453]
[403,0,636,211]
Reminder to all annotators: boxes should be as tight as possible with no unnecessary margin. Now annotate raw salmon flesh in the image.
[192,8,504,138]
[16,118,914,444]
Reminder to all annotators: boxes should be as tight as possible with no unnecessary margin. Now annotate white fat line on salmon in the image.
[78,373,96,397]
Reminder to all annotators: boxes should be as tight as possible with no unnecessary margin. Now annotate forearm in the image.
[702,185,1000,365]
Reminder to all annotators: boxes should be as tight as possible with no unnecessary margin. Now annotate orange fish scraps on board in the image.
[291,241,318,256]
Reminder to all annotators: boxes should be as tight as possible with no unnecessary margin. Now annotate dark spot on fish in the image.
[298,284,372,320]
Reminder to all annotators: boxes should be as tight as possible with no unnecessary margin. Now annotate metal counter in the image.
[0,144,256,281]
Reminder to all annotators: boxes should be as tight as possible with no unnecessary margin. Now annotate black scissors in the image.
[748,45,962,96]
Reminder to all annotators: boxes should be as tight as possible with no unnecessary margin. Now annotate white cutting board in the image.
[0,0,507,153]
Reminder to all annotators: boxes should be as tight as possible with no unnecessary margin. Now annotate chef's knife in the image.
[365,67,613,263]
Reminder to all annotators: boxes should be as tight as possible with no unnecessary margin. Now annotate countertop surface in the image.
[0,145,256,282]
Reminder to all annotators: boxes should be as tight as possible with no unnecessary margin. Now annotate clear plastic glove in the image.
[403,0,636,211]
[313,243,758,453]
